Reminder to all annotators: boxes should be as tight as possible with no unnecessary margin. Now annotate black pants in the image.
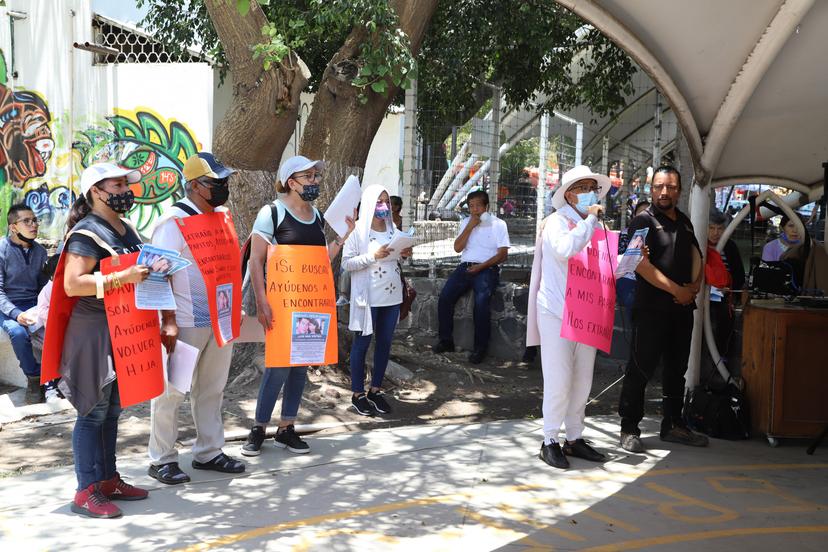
[618,308,694,436]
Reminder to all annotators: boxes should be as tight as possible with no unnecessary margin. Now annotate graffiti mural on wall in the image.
[0,48,202,238]
[74,108,200,234]
[0,49,57,232]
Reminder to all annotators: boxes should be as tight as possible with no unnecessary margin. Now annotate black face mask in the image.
[297,183,320,202]
[104,190,135,214]
[15,232,37,246]
[206,184,230,207]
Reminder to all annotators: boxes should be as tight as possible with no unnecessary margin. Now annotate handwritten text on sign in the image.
[265,245,338,367]
[560,229,619,353]
[177,212,242,347]
[101,252,165,407]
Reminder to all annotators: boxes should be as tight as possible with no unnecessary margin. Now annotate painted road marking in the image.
[169,463,828,551]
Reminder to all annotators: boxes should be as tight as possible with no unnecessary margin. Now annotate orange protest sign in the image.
[176,211,242,347]
[264,245,338,367]
[41,250,78,383]
[100,253,165,408]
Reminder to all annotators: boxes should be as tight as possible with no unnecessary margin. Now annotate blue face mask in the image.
[374,203,390,219]
[575,191,598,214]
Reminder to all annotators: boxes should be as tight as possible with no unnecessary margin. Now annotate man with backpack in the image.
[147,152,245,484]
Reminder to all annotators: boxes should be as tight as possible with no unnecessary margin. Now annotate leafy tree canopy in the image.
[139,0,636,140]
[417,0,637,140]
[137,0,415,101]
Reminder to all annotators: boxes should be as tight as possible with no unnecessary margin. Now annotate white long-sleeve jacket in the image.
[527,204,598,345]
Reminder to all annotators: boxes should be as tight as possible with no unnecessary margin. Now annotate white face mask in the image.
[478,212,492,224]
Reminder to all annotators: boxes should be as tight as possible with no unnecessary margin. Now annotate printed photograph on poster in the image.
[216,283,234,343]
[615,228,649,276]
[138,245,191,278]
[135,245,193,310]
[289,312,330,365]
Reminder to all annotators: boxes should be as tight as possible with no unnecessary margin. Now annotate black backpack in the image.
[685,381,751,440]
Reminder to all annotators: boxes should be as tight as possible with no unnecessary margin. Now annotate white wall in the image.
[0,0,216,238]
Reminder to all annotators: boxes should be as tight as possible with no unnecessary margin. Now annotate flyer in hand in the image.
[614,228,648,277]
[135,245,192,310]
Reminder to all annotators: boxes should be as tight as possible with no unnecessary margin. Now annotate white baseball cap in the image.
[279,155,324,185]
[551,165,612,209]
[80,162,141,195]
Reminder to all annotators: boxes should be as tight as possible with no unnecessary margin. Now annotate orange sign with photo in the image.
[176,211,242,347]
[264,245,338,367]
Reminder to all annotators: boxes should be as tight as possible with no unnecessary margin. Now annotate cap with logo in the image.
[183,152,235,181]
[79,162,142,195]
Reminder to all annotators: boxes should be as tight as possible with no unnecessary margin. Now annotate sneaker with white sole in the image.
[351,394,376,416]
[274,425,310,454]
[241,425,266,457]
[366,390,392,414]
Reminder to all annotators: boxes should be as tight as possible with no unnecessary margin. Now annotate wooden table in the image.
[742,300,828,446]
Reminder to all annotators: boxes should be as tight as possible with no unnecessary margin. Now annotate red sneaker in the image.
[71,483,123,518]
[100,472,149,501]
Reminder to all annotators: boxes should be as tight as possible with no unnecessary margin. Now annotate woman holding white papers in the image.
[342,185,412,416]
[526,165,610,470]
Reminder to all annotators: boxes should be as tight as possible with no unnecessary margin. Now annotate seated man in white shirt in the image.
[433,190,510,364]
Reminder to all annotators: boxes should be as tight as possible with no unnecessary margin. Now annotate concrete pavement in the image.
[1,415,827,551]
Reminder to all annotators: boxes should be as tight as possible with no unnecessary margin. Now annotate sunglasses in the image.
[198,177,229,187]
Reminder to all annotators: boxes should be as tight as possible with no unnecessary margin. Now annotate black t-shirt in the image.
[275,207,326,246]
[628,205,700,312]
[65,213,143,312]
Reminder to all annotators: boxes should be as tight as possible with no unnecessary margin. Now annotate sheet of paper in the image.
[135,244,191,310]
[615,228,648,276]
[167,340,200,394]
[386,230,417,261]
[135,278,177,310]
[323,175,362,238]
[22,305,43,333]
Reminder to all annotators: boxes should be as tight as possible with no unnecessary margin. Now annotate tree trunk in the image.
[299,0,439,206]
[205,0,309,171]
[226,169,278,242]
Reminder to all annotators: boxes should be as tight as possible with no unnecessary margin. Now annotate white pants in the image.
[539,310,597,444]
[148,326,234,465]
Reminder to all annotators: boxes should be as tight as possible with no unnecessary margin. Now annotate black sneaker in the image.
[539,442,569,469]
[432,341,455,354]
[352,394,376,416]
[274,425,310,454]
[241,425,266,457]
[468,351,485,364]
[367,390,392,414]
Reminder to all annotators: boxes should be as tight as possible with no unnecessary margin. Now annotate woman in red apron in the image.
[59,163,151,518]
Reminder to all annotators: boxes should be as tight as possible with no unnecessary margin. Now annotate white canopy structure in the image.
[554,0,828,387]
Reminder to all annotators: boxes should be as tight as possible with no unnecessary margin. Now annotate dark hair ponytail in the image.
[67,191,94,231]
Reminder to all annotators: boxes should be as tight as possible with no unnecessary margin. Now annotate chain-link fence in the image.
[404,66,683,270]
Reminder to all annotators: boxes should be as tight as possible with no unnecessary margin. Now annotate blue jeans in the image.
[255,367,308,424]
[350,304,400,393]
[73,381,121,490]
[1,299,40,378]
[437,263,499,353]
[615,276,637,327]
